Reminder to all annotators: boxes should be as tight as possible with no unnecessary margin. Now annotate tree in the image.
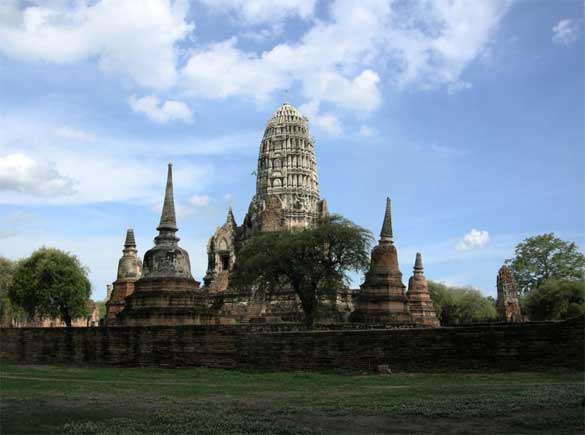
[524,279,585,321]
[0,257,26,326]
[428,281,497,326]
[505,233,585,294]
[9,248,91,327]
[232,215,372,329]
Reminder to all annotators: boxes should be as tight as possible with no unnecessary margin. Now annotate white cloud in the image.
[456,229,490,251]
[552,19,582,45]
[0,0,193,89]
[188,194,210,207]
[197,0,317,25]
[0,117,215,205]
[299,100,342,135]
[52,126,95,142]
[0,153,77,196]
[129,95,193,124]
[181,0,509,114]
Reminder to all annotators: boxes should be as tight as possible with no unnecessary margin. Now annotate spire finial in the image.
[414,252,423,275]
[226,206,236,227]
[157,163,178,233]
[124,229,136,249]
[379,197,393,243]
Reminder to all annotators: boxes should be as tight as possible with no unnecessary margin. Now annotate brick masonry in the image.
[1,316,583,371]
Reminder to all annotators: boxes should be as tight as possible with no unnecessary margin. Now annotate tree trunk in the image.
[296,285,317,330]
[64,314,72,328]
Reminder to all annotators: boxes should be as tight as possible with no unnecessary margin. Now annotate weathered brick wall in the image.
[1,317,583,371]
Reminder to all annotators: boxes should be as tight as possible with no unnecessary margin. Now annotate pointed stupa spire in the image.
[379,197,393,243]
[157,163,178,232]
[413,252,424,275]
[124,229,136,249]
[226,206,236,227]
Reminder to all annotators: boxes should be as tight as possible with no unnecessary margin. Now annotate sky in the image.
[0,0,583,301]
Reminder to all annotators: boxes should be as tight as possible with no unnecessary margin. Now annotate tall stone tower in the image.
[245,102,327,233]
[205,102,328,292]
[351,198,412,325]
[496,265,523,322]
[118,164,205,326]
[105,229,142,323]
[406,253,440,327]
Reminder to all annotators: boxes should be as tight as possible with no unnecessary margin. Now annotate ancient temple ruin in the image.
[107,102,440,328]
[496,265,523,322]
[105,229,142,323]
[351,198,413,324]
[117,164,207,326]
[407,253,440,327]
[204,102,328,293]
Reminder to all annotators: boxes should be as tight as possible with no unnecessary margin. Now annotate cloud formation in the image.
[0,0,192,89]
[552,19,582,45]
[197,0,317,25]
[456,229,490,251]
[0,153,76,196]
[129,95,193,124]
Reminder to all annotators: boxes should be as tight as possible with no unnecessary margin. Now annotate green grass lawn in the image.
[1,364,583,434]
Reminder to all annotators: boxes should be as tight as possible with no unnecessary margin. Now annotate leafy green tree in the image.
[524,279,585,321]
[232,215,372,329]
[95,300,107,320]
[428,281,497,326]
[505,233,585,294]
[0,257,27,326]
[9,248,91,327]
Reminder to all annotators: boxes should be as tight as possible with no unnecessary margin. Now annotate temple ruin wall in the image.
[1,316,583,371]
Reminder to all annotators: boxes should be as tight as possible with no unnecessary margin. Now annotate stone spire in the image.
[155,163,179,244]
[380,197,393,243]
[226,206,237,228]
[406,252,440,327]
[413,252,423,276]
[123,229,137,253]
[158,163,178,231]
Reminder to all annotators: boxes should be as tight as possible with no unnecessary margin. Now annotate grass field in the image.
[0,364,583,435]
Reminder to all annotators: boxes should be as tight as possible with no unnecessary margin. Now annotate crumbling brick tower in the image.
[406,253,440,327]
[496,265,523,322]
[118,164,205,326]
[351,198,413,325]
[105,229,142,323]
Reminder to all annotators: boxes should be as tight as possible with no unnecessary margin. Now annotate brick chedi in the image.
[496,265,523,322]
[351,198,413,325]
[105,229,142,323]
[118,164,205,326]
[406,253,440,327]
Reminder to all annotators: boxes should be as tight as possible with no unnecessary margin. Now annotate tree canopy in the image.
[232,214,373,328]
[505,233,585,294]
[0,257,26,326]
[524,279,585,321]
[428,281,497,326]
[9,248,91,327]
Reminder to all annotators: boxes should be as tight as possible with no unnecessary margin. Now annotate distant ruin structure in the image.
[117,164,206,326]
[351,198,413,325]
[105,229,142,322]
[106,103,440,328]
[406,253,440,327]
[496,265,523,322]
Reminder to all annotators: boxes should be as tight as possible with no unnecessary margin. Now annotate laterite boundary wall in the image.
[1,317,583,371]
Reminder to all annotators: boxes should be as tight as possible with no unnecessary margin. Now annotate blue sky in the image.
[0,0,583,301]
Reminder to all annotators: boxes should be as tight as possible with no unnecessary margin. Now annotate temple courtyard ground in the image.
[1,364,583,435]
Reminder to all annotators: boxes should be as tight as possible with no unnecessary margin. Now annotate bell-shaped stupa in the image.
[406,253,440,327]
[352,198,413,325]
[105,229,143,322]
[118,164,205,326]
